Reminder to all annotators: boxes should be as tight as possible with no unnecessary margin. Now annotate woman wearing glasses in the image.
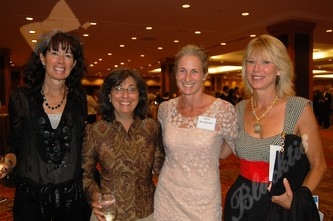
[82,68,165,221]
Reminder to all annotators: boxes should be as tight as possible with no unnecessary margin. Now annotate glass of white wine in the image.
[99,192,117,221]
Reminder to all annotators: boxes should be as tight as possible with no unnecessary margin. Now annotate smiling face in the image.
[175,55,207,96]
[245,55,280,92]
[109,76,139,120]
[40,44,76,82]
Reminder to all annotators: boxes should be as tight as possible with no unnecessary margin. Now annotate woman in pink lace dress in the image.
[153,45,238,221]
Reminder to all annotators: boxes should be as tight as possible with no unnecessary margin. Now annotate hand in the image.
[91,200,106,221]
[270,178,293,209]
[0,156,12,179]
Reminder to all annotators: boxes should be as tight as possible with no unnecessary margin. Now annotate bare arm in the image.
[271,103,327,209]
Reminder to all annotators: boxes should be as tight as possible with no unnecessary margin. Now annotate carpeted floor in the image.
[0,127,332,221]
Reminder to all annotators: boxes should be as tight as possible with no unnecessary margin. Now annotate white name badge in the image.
[197,116,216,131]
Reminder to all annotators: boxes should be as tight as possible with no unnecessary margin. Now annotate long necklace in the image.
[41,89,67,110]
[251,95,278,134]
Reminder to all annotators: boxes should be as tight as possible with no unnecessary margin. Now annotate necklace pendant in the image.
[254,123,261,134]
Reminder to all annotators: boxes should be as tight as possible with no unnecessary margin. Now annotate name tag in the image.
[197,116,216,131]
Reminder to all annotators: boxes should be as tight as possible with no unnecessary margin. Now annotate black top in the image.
[7,87,87,186]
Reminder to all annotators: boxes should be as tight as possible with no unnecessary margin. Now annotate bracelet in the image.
[4,157,14,169]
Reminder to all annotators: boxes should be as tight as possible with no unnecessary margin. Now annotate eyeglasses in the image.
[112,86,138,94]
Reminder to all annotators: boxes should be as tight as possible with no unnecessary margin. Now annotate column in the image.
[267,19,316,99]
[0,48,11,114]
[160,57,178,98]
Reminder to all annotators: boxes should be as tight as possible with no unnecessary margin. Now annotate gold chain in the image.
[251,95,278,122]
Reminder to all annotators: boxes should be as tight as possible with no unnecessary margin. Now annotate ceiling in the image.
[0,0,333,80]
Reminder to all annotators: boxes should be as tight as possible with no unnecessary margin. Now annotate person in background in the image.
[313,89,322,124]
[219,85,229,101]
[153,44,237,220]
[224,34,327,221]
[0,31,90,220]
[329,87,333,125]
[319,86,332,129]
[82,68,165,221]
[86,87,99,124]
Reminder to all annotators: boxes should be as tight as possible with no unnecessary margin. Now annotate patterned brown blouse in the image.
[82,118,165,221]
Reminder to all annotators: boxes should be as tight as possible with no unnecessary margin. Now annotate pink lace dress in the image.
[153,97,237,221]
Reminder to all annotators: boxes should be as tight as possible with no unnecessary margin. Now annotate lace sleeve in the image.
[215,100,238,152]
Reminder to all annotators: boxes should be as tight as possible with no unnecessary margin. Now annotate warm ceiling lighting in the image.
[29,30,35,34]
[32,39,37,43]
[89,22,97,26]
[174,40,179,43]
[26,17,33,21]
[209,66,242,73]
[221,42,226,45]
[313,74,333,78]
[83,34,89,37]
[140,54,145,57]
[120,44,125,47]
[250,34,256,37]
[131,37,137,40]
[326,29,332,33]
[195,31,201,34]
[108,53,112,56]
[158,47,163,50]
[182,4,190,8]
[146,26,152,30]
[241,12,249,16]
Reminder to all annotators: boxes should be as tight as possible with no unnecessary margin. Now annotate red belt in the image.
[240,159,269,183]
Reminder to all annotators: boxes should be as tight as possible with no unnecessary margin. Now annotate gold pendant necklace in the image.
[251,95,278,135]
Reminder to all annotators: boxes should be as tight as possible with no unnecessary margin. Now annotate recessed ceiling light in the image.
[131,37,137,40]
[108,53,112,56]
[140,54,145,57]
[89,22,97,25]
[250,34,256,37]
[146,26,152,30]
[99,58,102,61]
[221,42,226,45]
[158,47,163,50]
[83,34,89,37]
[182,4,190,8]
[120,44,125,47]
[174,40,179,43]
[29,30,35,34]
[195,31,201,34]
[26,17,33,21]
[241,12,249,16]
[32,40,37,43]
[326,29,332,33]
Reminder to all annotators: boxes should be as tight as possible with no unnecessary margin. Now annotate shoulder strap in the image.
[283,96,310,133]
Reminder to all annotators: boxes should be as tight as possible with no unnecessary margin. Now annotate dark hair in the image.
[23,30,87,98]
[99,68,149,122]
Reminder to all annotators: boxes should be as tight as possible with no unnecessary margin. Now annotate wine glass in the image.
[99,193,117,221]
